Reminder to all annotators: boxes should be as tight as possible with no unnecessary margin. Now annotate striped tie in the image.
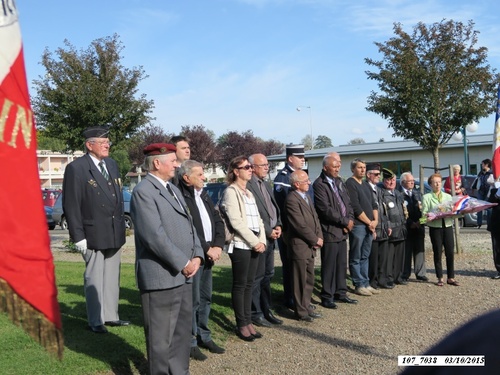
[99,161,110,181]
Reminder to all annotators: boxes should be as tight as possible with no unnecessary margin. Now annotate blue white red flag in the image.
[492,84,500,179]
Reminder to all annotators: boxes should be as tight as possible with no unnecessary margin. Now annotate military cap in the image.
[366,162,381,172]
[382,167,395,180]
[82,126,110,139]
[143,143,177,156]
[286,144,305,157]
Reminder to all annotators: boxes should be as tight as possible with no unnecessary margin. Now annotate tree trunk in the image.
[432,147,440,173]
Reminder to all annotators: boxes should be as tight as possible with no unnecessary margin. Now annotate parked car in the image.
[52,190,134,230]
[45,206,56,230]
[41,188,62,207]
[204,182,227,205]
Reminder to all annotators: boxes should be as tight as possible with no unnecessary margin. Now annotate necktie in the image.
[167,183,184,211]
[259,179,277,228]
[407,190,412,198]
[331,179,346,216]
[99,161,110,181]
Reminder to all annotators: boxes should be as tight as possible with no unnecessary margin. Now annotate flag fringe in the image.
[0,278,64,359]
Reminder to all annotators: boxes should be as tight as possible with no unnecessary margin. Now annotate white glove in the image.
[495,181,500,190]
[75,239,87,255]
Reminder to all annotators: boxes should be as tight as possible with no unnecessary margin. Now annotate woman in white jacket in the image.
[221,155,266,342]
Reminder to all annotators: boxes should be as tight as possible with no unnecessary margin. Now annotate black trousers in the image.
[229,248,260,327]
[429,226,455,279]
[252,240,276,319]
[369,239,389,287]
[320,240,348,301]
[277,236,294,307]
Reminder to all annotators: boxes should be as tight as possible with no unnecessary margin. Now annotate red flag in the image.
[493,84,500,180]
[0,2,63,357]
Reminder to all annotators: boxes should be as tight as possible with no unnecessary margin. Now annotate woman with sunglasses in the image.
[220,156,267,341]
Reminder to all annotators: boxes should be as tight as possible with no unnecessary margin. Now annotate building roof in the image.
[267,133,494,161]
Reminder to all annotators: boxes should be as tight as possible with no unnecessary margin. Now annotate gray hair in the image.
[143,154,171,172]
[400,172,413,182]
[453,164,461,170]
[179,160,203,177]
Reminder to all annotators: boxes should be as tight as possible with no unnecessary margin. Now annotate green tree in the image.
[36,129,66,151]
[365,19,498,171]
[300,134,313,151]
[110,148,132,184]
[32,34,154,152]
[314,135,333,149]
[348,137,366,145]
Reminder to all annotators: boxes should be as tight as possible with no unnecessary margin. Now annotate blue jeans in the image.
[349,224,373,288]
[477,191,491,227]
[191,264,213,346]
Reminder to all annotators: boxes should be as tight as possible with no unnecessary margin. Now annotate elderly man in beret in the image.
[63,126,128,334]
[131,143,204,374]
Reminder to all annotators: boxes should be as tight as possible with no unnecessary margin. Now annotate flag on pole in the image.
[492,84,500,180]
[0,2,63,358]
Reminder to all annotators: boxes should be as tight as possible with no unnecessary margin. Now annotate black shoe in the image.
[379,284,394,289]
[416,276,429,282]
[251,331,263,339]
[395,280,408,285]
[105,320,130,327]
[235,328,255,342]
[335,296,358,304]
[198,340,225,354]
[320,300,338,309]
[190,346,208,361]
[309,312,322,319]
[298,315,314,322]
[492,273,500,280]
[252,316,272,328]
[88,325,108,334]
[308,303,317,310]
[264,311,283,325]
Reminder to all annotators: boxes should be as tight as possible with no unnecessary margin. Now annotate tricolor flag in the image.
[493,84,500,180]
[0,1,63,357]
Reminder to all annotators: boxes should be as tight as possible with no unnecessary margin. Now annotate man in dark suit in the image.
[178,160,226,361]
[283,170,323,322]
[274,144,306,309]
[399,172,427,282]
[131,143,204,374]
[63,126,128,334]
[247,153,283,327]
[313,154,357,309]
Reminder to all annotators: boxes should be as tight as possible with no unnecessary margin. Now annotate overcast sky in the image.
[17,0,500,146]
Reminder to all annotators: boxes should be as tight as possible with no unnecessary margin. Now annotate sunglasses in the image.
[237,165,253,170]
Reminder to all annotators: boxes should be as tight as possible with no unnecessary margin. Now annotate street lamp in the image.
[452,121,478,175]
[296,106,313,149]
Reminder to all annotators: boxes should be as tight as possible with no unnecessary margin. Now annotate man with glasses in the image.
[273,145,306,310]
[399,172,427,282]
[63,126,128,333]
[247,153,283,327]
[283,170,323,322]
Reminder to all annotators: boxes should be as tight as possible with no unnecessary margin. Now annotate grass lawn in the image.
[0,261,288,375]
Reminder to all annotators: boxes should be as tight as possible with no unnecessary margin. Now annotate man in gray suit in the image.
[131,143,204,375]
[247,153,283,327]
[63,126,128,334]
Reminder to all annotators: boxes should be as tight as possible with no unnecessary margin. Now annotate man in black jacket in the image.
[178,160,226,360]
[248,153,283,327]
[313,154,357,308]
[63,126,128,333]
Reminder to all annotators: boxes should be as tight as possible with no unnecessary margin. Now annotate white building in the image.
[37,150,84,188]
[268,133,494,181]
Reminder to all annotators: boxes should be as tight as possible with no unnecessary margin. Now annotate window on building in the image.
[380,160,412,177]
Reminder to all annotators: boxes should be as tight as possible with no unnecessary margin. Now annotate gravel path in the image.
[51,229,499,375]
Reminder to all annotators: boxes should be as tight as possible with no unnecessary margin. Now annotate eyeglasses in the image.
[298,179,310,184]
[406,180,415,183]
[237,165,253,170]
[253,163,269,168]
[91,140,112,146]
[370,172,380,176]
